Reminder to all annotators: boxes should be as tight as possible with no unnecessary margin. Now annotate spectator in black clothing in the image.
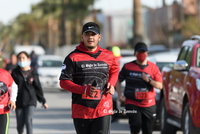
[30,50,39,70]
[12,51,48,134]
[5,53,17,74]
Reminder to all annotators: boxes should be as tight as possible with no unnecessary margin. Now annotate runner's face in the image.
[81,31,101,50]
[135,50,148,63]
[17,53,30,62]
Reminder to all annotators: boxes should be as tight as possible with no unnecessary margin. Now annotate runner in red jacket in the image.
[59,22,119,134]
[0,68,18,134]
[116,42,162,134]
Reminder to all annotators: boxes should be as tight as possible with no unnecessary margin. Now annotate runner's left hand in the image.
[106,83,115,95]
[142,73,149,82]
[43,103,48,109]
[8,100,16,110]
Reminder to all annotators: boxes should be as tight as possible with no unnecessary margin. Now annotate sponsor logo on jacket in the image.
[81,63,108,69]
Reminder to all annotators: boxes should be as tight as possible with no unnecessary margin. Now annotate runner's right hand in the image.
[118,95,125,102]
[84,85,96,96]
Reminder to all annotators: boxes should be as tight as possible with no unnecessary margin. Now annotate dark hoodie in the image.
[11,66,46,107]
[60,42,119,119]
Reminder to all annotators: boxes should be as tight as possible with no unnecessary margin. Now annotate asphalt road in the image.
[8,88,183,134]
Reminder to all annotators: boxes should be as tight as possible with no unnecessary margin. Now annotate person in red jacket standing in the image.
[59,22,119,134]
[0,68,18,134]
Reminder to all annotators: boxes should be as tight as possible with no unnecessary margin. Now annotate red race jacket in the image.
[119,60,162,107]
[0,69,17,114]
[60,42,119,119]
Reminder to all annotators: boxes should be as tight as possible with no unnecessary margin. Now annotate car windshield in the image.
[156,62,174,71]
[41,60,62,67]
[196,47,200,67]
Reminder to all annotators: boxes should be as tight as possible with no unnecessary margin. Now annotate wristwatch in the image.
[149,77,152,83]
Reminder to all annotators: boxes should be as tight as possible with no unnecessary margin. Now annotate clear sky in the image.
[0,0,181,25]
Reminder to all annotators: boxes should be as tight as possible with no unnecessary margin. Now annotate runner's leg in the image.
[0,113,9,134]
[91,115,111,134]
[16,107,25,134]
[25,106,35,134]
[73,118,92,134]
[141,105,156,134]
[125,104,142,134]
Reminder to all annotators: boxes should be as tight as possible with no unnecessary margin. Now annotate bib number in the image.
[135,88,149,100]
[82,89,101,100]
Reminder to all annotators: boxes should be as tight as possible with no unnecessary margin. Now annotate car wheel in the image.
[182,103,198,134]
[160,99,177,134]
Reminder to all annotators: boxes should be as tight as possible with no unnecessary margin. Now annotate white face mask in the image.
[18,61,30,68]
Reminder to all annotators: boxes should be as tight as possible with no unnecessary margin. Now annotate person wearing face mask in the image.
[115,42,163,134]
[11,51,48,134]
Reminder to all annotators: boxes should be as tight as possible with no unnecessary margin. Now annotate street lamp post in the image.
[198,0,200,24]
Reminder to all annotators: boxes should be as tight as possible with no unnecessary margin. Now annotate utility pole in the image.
[198,0,200,24]
[168,6,173,49]
[60,0,66,46]
[133,0,143,47]
[60,0,69,46]
[181,0,185,25]
[163,0,166,6]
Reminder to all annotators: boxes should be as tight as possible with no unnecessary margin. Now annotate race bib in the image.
[135,88,149,100]
[82,89,101,100]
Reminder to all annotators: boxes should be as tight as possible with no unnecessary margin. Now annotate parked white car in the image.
[14,45,46,55]
[37,55,63,89]
[148,50,179,72]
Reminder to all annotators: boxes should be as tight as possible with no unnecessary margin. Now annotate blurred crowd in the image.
[0,50,38,73]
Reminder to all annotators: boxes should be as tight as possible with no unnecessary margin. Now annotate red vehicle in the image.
[160,35,200,134]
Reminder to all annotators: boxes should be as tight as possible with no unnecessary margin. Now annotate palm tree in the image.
[32,0,95,46]
[0,0,96,53]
